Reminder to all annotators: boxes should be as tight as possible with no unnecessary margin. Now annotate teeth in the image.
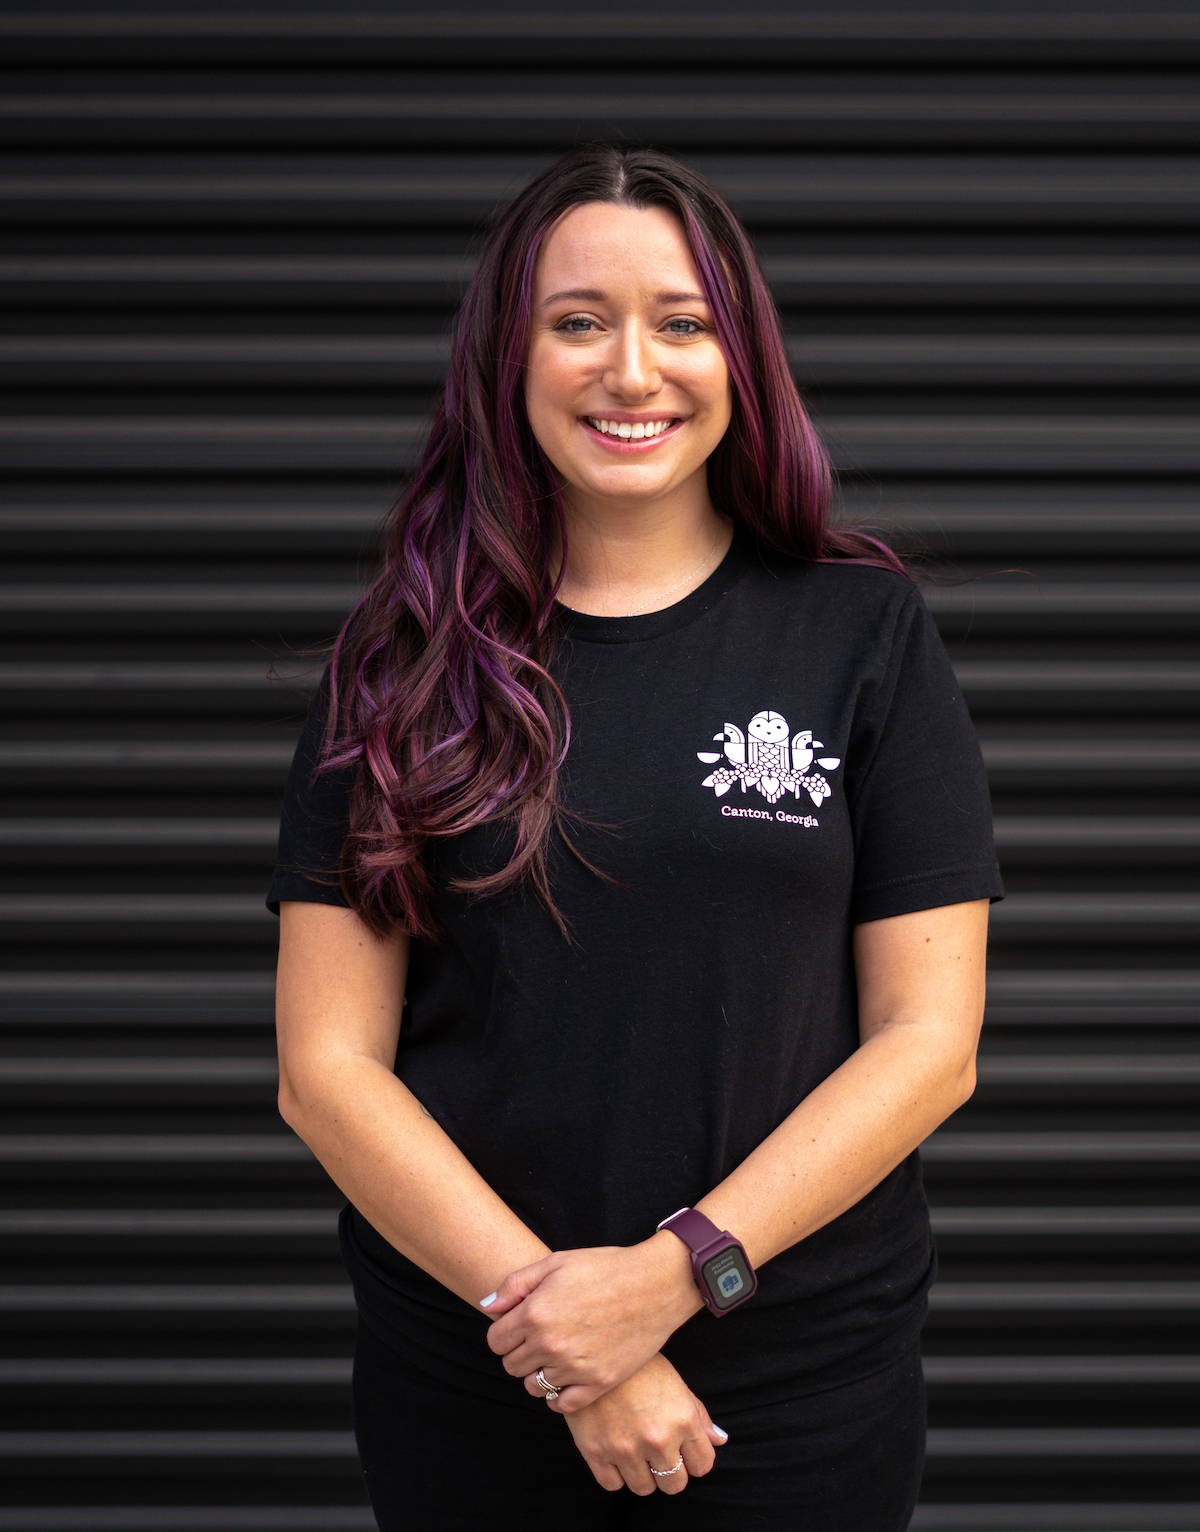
[584,417,677,439]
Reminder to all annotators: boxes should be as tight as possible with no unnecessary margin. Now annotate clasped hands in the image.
[480,1238,702,1412]
[479,1238,728,1497]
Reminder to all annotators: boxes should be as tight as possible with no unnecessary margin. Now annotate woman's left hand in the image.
[480,1239,702,1413]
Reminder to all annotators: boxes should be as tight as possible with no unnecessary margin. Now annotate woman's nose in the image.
[604,325,660,397]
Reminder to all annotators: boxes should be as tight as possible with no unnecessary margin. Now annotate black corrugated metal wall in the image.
[3,4,1197,1528]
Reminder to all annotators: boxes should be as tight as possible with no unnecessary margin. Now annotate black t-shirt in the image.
[266,517,1005,1411]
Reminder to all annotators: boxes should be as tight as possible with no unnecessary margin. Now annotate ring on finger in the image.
[649,1454,685,1478]
[533,1368,559,1402]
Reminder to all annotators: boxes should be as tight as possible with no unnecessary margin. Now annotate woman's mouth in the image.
[578,416,686,453]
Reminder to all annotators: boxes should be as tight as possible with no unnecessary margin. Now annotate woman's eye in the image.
[552,315,707,337]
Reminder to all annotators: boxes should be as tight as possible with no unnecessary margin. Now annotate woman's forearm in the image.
[279,1056,551,1310]
[680,1020,974,1275]
[476,905,990,1407]
[591,1021,974,1343]
[476,1022,973,1413]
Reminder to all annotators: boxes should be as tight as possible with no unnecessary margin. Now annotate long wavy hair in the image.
[284,141,920,947]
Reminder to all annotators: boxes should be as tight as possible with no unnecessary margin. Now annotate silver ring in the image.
[649,1454,685,1478]
[534,1368,559,1401]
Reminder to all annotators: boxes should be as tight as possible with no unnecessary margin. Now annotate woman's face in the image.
[524,201,732,517]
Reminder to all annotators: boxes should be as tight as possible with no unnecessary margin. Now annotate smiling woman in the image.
[266,140,1003,1531]
[524,200,735,613]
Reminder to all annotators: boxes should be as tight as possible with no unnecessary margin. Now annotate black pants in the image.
[350,1313,927,1530]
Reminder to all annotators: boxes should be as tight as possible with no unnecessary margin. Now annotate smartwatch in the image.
[656,1206,758,1316]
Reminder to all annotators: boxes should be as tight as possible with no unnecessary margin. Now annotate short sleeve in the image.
[265,664,357,917]
[848,584,1005,924]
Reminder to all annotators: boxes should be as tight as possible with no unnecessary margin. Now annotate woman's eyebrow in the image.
[539,288,709,308]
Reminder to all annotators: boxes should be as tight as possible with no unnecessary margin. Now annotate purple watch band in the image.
[657,1207,726,1254]
[656,1206,758,1316]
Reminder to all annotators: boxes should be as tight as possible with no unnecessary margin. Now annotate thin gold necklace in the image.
[557,521,733,618]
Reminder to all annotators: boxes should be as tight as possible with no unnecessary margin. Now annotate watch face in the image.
[701,1245,754,1310]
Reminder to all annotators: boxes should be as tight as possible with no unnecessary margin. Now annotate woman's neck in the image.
[552,509,734,618]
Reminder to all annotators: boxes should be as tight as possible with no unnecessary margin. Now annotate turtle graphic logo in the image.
[697,710,842,808]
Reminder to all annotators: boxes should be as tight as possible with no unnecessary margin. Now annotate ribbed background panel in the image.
[2,4,1196,1527]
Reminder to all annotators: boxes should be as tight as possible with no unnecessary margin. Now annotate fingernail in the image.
[713,1425,729,1440]
[479,1292,497,1308]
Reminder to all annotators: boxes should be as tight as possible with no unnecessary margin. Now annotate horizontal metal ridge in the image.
[84,994,1183,1033]
[912,1509,1200,1532]
[933,1282,1200,1310]
[0,1425,1193,1458]
[0,1428,354,1455]
[0,1285,347,1311]
[0,892,1196,929]
[984,894,1200,929]
[5,158,1189,189]
[986,971,1198,1000]
[3,332,1199,385]
[0,968,1190,1003]
[15,1510,1194,1532]
[0,12,1197,42]
[0,1513,374,1532]
[7,1509,1194,1532]
[994,817,1200,846]
[2,415,1199,473]
[0,1210,328,1234]
[0,577,1196,624]
[0,1359,349,1383]
[0,580,361,613]
[3,812,1197,853]
[0,739,1195,773]
[982,740,1199,770]
[975,1057,1200,1083]
[0,818,281,846]
[0,743,291,768]
[3,1130,1197,1164]
[3,1354,1196,1386]
[926,1427,1200,1455]
[0,1058,278,1083]
[2,165,1198,241]
[4,1054,1197,1087]
[2,253,1198,310]
[3,487,1195,544]
[0,14,1197,85]
[885,492,1200,545]
[934,1207,1200,1233]
[0,971,274,997]
[0,255,469,281]
[2,662,1199,699]
[0,1281,1190,1316]
[924,581,1200,616]
[922,1132,1200,1161]
[1,1205,1194,1238]
[0,663,309,688]
[2,84,1198,139]
[0,1135,308,1162]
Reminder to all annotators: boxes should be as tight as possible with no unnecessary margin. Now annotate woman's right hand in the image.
[561,1350,728,1496]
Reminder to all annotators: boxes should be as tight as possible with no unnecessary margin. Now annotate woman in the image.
[267,142,1004,1528]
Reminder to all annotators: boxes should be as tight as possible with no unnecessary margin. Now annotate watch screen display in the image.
[701,1247,753,1310]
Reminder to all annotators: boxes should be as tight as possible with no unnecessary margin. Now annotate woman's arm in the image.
[275,900,553,1304]
[275,898,730,1488]
[686,895,989,1266]
[483,897,990,1410]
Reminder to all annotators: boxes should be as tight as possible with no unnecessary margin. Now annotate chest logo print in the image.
[697,710,842,808]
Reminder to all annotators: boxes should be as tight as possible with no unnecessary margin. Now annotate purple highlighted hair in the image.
[291,142,914,946]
